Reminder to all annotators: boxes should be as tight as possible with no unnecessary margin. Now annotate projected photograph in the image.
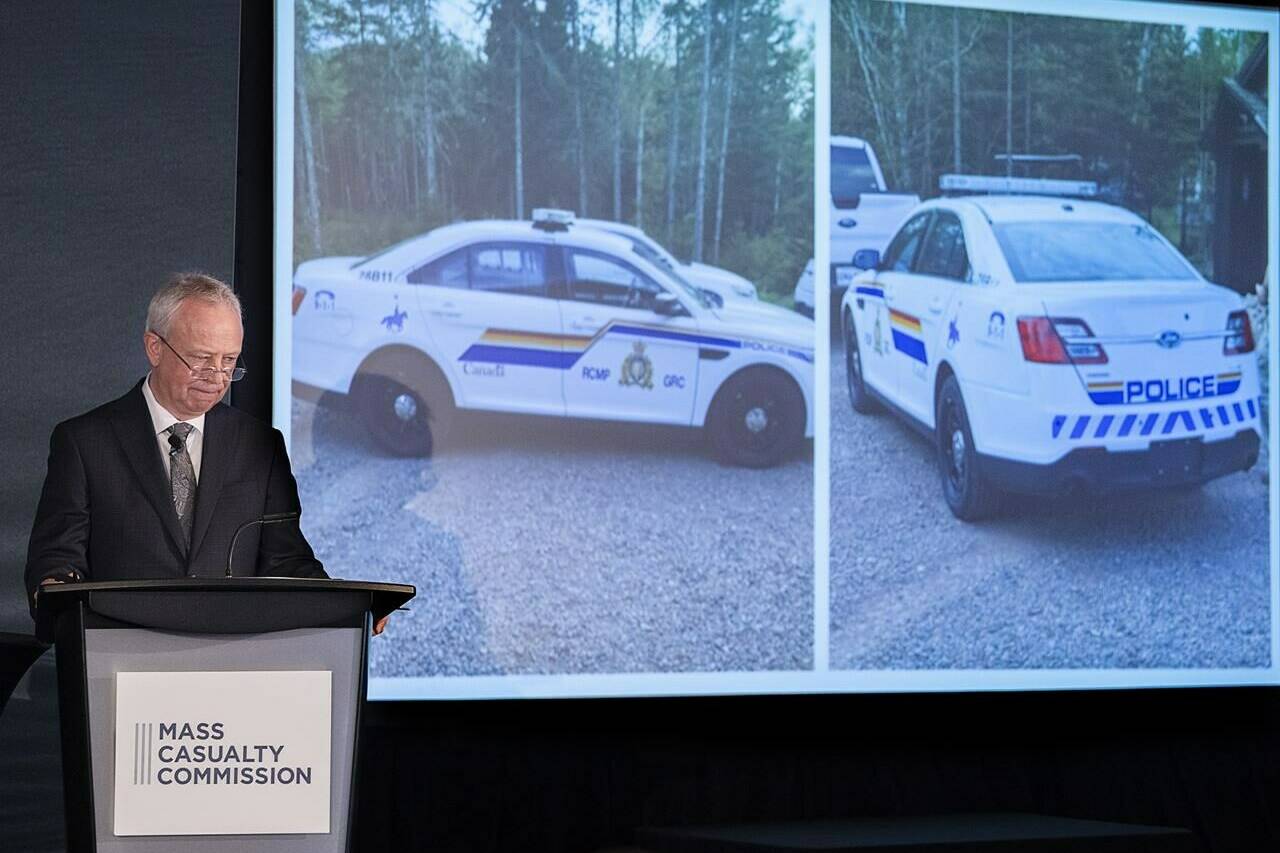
[288,0,816,685]
[828,0,1272,670]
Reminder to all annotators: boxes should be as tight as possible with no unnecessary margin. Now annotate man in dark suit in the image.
[25,273,389,633]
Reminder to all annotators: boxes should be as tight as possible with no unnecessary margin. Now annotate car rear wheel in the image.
[843,312,879,414]
[707,369,805,468]
[936,375,996,520]
[356,372,452,458]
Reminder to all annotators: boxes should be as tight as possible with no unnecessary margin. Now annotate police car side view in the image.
[293,210,814,468]
[840,178,1261,519]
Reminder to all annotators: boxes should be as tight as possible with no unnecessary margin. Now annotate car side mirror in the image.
[853,249,880,271]
[653,292,688,316]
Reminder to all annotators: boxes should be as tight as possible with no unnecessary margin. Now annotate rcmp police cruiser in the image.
[841,175,1262,519]
[293,209,814,468]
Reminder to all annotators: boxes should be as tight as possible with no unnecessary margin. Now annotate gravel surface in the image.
[829,338,1272,671]
[292,390,813,678]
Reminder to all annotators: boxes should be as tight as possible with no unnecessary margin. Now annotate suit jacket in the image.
[24,380,326,609]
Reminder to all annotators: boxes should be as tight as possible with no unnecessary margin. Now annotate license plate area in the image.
[1147,436,1204,481]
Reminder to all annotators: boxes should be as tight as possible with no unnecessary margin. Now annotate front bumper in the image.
[978,429,1260,495]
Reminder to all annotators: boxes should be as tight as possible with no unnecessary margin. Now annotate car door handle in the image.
[570,319,599,331]
[928,299,944,315]
[430,309,462,319]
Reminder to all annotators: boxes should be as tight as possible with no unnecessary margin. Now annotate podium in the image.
[35,577,414,853]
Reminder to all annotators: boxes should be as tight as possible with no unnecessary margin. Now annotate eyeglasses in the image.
[154,333,247,382]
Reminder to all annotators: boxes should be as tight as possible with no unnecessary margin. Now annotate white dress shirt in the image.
[141,374,205,482]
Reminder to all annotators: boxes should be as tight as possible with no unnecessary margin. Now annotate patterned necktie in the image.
[167,422,196,544]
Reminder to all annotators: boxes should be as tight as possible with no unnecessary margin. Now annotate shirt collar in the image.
[142,373,206,438]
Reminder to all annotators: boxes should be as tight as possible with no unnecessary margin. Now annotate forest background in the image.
[832,0,1263,276]
[294,0,815,305]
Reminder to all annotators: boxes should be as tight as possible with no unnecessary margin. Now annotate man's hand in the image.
[373,614,390,636]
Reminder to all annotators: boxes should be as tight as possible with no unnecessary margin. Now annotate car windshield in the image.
[626,243,712,307]
[993,221,1198,283]
[831,145,880,201]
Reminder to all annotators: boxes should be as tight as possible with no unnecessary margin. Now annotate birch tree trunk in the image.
[514,24,524,219]
[295,36,323,253]
[572,0,588,215]
[952,7,961,173]
[693,0,712,262]
[665,15,681,246]
[712,0,739,264]
[1005,16,1013,177]
[613,0,623,220]
[420,3,438,202]
[635,99,647,228]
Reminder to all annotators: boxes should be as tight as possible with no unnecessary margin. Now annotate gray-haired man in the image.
[25,273,389,634]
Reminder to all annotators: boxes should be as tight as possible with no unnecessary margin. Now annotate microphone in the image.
[226,512,300,578]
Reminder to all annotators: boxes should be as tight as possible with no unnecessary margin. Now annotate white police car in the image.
[840,188,1261,519]
[293,212,814,467]
[573,217,759,306]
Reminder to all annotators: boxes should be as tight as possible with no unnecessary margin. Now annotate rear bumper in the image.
[978,429,1260,494]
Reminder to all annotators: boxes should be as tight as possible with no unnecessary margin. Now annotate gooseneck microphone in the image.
[226,512,300,578]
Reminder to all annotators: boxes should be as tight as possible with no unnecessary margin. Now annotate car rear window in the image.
[993,221,1197,283]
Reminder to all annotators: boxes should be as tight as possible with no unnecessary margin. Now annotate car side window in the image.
[469,243,548,296]
[915,212,970,281]
[565,249,665,310]
[406,247,468,288]
[881,213,931,273]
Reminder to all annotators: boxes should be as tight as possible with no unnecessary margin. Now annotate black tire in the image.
[355,371,452,458]
[843,311,879,414]
[707,369,806,468]
[936,374,997,520]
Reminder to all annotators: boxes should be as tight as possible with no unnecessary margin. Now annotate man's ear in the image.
[143,332,162,368]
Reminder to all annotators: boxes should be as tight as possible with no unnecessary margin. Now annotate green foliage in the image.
[295,0,812,297]
[832,1,1262,278]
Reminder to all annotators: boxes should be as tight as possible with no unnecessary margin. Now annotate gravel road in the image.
[291,389,813,679]
[829,340,1273,670]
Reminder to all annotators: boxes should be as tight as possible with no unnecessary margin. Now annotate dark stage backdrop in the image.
[0,1,243,631]
[0,2,244,849]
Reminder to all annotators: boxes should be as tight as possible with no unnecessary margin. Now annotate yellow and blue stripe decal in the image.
[1052,397,1259,440]
[1085,381,1125,405]
[458,323,812,369]
[889,309,927,365]
[1217,371,1243,395]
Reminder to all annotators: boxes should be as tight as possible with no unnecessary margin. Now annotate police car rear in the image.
[965,198,1260,507]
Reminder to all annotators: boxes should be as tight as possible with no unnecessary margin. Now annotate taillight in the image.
[1016,316,1107,365]
[292,286,306,315]
[1224,310,1254,355]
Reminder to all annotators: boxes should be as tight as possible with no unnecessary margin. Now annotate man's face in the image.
[143,300,243,420]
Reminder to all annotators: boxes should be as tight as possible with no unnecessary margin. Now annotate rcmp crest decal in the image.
[619,341,654,389]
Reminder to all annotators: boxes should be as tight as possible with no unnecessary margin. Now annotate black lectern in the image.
[35,578,414,853]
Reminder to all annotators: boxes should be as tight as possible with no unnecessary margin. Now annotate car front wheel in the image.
[707,369,805,468]
[357,374,447,457]
[936,374,996,520]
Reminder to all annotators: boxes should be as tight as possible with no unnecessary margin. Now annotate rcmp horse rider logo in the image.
[619,341,654,390]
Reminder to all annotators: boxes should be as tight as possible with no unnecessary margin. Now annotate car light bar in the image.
[939,174,1098,198]
[1224,310,1255,355]
[532,208,576,224]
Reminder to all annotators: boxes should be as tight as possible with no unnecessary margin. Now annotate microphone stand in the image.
[226,512,300,578]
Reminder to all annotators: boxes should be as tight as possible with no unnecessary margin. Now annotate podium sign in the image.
[113,671,332,836]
